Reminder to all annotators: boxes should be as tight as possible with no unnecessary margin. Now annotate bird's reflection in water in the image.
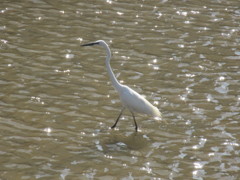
[101,131,150,153]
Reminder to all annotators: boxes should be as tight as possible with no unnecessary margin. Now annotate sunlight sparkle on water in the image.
[185,73,195,78]
[179,95,187,101]
[106,0,112,4]
[152,59,158,63]
[65,53,74,59]
[31,96,45,105]
[104,154,113,159]
[95,10,102,14]
[192,169,206,179]
[185,120,191,125]
[60,168,70,180]
[156,11,162,18]
[194,161,206,169]
[1,8,8,14]
[176,10,188,16]
[178,44,185,48]
[117,12,123,16]
[154,116,162,121]
[191,10,200,14]
[192,138,207,149]
[219,76,225,81]
[186,87,192,94]
[76,37,83,42]
[43,127,52,136]
[0,39,7,44]
[206,94,212,102]
[140,162,152,174]
[153,101,159,105]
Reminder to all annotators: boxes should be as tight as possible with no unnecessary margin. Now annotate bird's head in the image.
[81,40,107,47]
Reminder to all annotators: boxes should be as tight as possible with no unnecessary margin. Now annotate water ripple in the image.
[0,0,239,179]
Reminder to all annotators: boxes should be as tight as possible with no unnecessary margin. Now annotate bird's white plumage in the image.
[117,85,161,117]
[82,40,161,131]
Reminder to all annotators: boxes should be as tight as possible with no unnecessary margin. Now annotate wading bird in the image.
[82,40,161,131]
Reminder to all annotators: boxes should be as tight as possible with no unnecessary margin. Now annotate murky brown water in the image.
[0,0,239,179]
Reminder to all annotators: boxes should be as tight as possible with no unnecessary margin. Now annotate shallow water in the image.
[0,0,239,179]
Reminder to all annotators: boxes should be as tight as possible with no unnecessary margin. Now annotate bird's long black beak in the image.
[81,42,99,47]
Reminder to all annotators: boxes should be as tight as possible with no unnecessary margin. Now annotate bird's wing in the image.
[119,86,161,117]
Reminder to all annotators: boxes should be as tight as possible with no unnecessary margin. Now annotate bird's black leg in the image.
[111,107,125,129]
[131,112,138,132]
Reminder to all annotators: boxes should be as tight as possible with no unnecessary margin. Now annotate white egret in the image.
[81,40,161,131]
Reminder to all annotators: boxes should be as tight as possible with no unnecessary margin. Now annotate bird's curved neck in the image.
[104,44,122,91]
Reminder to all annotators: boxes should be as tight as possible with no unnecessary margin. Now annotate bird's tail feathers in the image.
[152,106,162,118]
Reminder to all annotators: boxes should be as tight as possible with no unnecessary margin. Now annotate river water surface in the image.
[0,0,239,179]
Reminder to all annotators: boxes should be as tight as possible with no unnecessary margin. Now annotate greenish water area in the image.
[0,0,239,179]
